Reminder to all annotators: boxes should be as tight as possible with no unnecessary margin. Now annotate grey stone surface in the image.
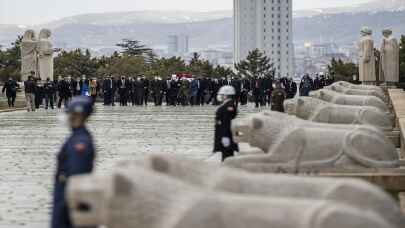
[0,104,259,228]
[284,97,393,130]
[310,89,389,112]
[227,111,399,169]
[130,154,404,228]
[67,166,396,228]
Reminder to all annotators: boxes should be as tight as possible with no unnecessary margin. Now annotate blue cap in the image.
[66,96,94,116]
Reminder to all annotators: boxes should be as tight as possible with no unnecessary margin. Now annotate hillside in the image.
[1,0,405,51]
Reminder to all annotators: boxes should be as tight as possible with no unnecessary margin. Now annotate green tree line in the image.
[0,37,278,82]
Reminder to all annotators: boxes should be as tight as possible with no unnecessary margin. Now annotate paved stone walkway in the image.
[0,104,262,228]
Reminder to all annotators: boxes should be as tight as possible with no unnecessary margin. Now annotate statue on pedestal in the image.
[38,29,54,81]
[358,27,376,85]
[380,29,399,86]
[20,29,54,82]
[21,30,38,81]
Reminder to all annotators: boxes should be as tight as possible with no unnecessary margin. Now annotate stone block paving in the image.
[0,104,261,228]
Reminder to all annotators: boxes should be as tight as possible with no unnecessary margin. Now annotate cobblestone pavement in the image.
[0,104,262,228]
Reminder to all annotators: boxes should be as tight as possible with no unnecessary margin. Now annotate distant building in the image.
[234,0,294,78]
[200,49,233,67]
[168,35,189,56]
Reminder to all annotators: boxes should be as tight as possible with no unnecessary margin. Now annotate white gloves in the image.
[221,137,231,148]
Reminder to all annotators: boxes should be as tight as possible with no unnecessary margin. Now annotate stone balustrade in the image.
[388,89,405,159]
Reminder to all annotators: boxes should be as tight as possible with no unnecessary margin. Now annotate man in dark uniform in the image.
[34,78,44,109]
[231,77,241,107]
[287,78,298,99]
[102,76,114,106]
[252,76,264,108]
[134,77,145,106]
[58,77,73,109]
[51,96,96,228]
[271,81,287,113]
[210,78,221,105]
[168,76,180,106]
[142,76,150,106]
[128,77,136,106]
[44,77,56,109]
[117,76,129,106]
[2,77,19,107]
[239,76,250,106]
[213,85,239,162]
[152,77,165,106]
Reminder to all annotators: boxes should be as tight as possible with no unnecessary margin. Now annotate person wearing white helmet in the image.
[213,85,239,162]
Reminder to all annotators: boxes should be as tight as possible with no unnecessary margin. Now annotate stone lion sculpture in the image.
[325,84,387,102]
[227,111,399,169]
[335,81,384,93]
[284,97,393,131]
[67,166,396,228]
[122,154,404,228]
[310,89,389,113]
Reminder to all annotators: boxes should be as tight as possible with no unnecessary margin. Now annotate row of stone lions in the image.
[66,81,404,228]
[67,154,404,228]
[226,81,398,170]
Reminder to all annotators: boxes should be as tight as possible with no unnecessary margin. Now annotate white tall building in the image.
[234,0,294,78]
[168,35,189,56]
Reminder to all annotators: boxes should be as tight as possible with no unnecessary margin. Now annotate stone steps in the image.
[0,104,263,227]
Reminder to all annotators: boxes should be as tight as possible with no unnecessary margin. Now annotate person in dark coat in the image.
[239,76,250,106]
[44,77,56,109]
[71,77,81,96]
[168,76,180,106]
[2,77,19,107]
[152,77,165,106]
[190,77,200,106]
[299,74,314,97]
[34,78,44,109]
[24,74,37,111]
[252,77,264,108]
[263,76,273,106]
[58,77,73,109]
[51,96,95,228]
[209,78,221,105]
[134,77,145,106]
[142,77,150,106]
[128,77,136,106]
[102,76,114,106]
[213,85,239,162]
[231,77,241,106]
[271,81,287,112]
[117,76,129,106]
[287,78,298,99]
[178,78,190,106]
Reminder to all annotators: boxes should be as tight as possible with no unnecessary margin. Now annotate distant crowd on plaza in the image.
[2,71,334,111]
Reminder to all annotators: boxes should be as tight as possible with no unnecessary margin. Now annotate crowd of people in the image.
[2,71,334,111]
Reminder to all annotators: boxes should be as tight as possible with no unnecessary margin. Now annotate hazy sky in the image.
[0,0,372,25]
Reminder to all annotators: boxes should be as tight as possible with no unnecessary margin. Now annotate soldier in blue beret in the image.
[51,96,96,228]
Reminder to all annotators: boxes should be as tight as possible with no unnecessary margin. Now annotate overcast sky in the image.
[0,0,372,25]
